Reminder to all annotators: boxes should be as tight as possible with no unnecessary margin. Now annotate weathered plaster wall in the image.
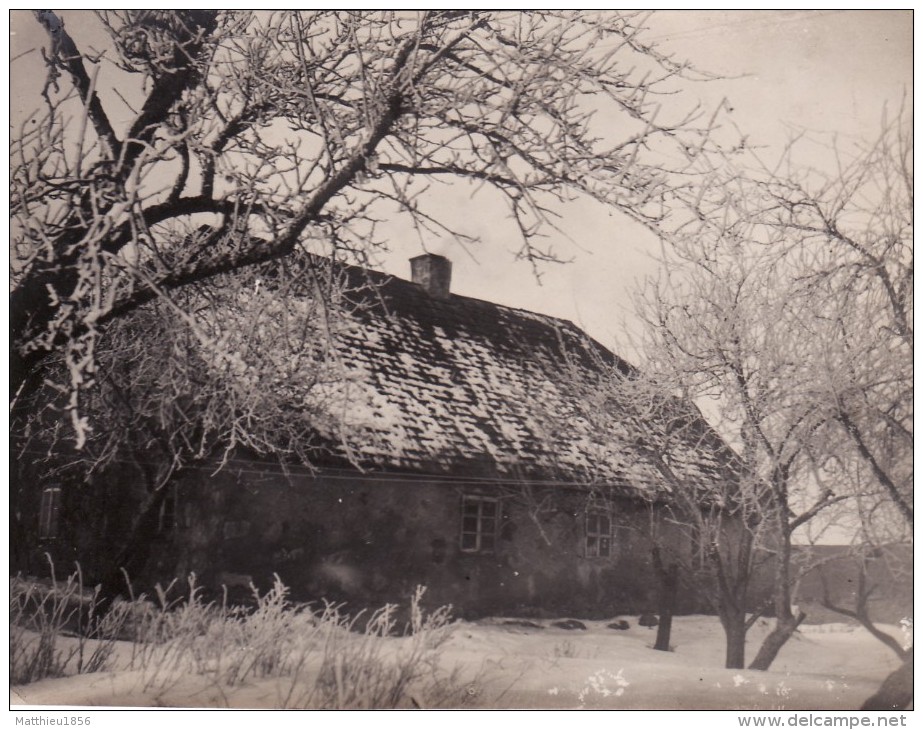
[172,468,696,619]
[12,461,172,583]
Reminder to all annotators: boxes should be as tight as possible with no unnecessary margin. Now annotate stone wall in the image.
[12,460,734,619]
[171,466,698,619]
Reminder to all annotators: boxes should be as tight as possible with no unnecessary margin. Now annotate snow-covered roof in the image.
[291,257,731,498]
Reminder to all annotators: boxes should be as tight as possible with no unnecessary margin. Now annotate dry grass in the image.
[10,559,129,685]
[11,565,473,708]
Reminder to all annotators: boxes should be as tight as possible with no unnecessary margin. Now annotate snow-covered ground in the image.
[10,615,905,710]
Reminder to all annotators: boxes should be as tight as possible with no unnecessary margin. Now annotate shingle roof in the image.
[295,257,731,496]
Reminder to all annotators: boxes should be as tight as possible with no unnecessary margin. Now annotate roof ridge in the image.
[335,254,633,370]
[341,254,580,329]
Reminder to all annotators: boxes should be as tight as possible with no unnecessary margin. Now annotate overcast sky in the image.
[373,10,912,360]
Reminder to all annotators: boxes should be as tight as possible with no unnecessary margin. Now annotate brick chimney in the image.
[410,254,452,299]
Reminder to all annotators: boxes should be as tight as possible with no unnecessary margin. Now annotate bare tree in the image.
[13,252,368,604]
[817,549,909,660]
[634,112,911,678]
[531,339,769,668]
[746,115,912,700]
[798,430,911,663]
[600,369,774,669]
[633,228,850,670]
[11,10,719,434]
[756,115,913,531]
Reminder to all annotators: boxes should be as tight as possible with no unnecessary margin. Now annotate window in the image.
[460,495,499,553]
[39,487,62,539]
[585,510,612,558]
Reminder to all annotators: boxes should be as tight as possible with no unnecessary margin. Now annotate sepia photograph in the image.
[8,9,912,716]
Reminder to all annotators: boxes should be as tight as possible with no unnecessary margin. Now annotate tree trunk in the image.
[820,557,909,661]
[653,553,679,652]
[722,612,747,669]
[855,618,909,661]
[748,610,806,670]
[823,600,908,661]
[860,648,913,711]
[748,506,803,671]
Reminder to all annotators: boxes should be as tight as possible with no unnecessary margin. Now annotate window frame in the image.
[459,494,500,554]
[39,486,62,540]
[585,508,613,558]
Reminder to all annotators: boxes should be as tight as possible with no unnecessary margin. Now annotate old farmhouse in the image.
[15,253,741,618]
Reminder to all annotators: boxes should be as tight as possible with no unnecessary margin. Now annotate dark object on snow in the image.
[607,620,630,630]
[639,612,659,628]
[503,619,544,630]
[860,648,913,711]
[552,619,587,630]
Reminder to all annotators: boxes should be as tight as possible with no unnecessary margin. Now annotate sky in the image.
[368,10,913,360]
